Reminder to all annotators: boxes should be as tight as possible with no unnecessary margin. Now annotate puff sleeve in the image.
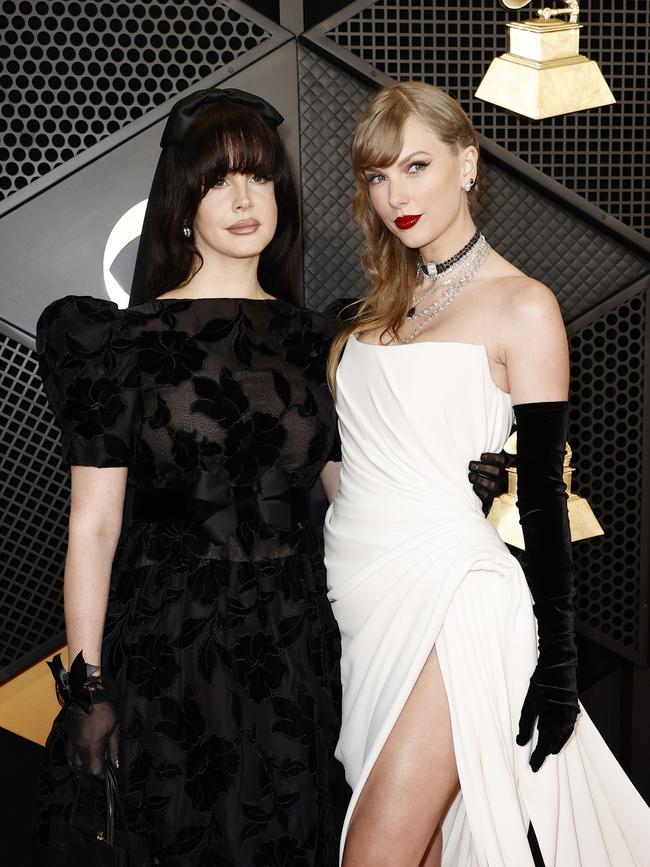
[36,295,142,468]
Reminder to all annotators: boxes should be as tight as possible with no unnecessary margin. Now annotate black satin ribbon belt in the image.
[131,466,310,546]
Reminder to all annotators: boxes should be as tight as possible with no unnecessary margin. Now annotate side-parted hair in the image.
[327,82,480,392]
[130,102,300,306]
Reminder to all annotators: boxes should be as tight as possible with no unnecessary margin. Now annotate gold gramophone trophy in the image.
[487,432,604,549]
[475,0,615,119]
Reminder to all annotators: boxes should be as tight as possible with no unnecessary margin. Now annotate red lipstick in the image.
[395,214,421,230]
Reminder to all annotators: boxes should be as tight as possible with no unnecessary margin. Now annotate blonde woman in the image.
[324,82,650,867]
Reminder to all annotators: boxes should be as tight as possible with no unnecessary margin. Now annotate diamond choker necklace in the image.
[400,231,491,343]
[408,229,484,319]
[415,228,482,283]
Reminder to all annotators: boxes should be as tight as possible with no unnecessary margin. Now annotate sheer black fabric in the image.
[34,295,349,866]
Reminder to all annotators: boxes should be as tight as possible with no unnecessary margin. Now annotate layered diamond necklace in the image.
[399,230,491,343]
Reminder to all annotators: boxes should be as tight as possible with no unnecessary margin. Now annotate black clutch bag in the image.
[45,763,130,867]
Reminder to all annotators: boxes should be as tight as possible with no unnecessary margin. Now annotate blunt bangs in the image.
[188,103,281,191]
[129,97,300,306]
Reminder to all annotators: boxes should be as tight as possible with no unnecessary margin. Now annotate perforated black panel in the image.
[325,0,649,234]
[0,0,272,199]
[0,333,68,680]
[568,293,646,659]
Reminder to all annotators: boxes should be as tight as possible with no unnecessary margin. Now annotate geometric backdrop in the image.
[0,0,273,202]
[0,331,69,678]
[1,1,649,702]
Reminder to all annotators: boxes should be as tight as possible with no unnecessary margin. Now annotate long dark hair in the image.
[130,101,300,305]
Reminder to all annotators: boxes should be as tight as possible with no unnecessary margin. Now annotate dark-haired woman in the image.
[33,89,349,867]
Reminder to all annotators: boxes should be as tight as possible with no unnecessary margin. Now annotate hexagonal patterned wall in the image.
[568,292,646,657]
[0,0,271,199]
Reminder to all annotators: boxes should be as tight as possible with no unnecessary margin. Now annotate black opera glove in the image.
[48,651,119,779]
[468,450,514,514]
[512,401,580,773]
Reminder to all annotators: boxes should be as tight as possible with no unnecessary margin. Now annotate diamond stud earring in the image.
[182,225,192,238]
[464,178,475,193]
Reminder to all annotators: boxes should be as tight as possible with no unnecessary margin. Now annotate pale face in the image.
[364,116,477,250]
[192,171,278,262]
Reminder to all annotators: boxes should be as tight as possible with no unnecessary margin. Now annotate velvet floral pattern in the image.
[33,295,348,867]
[136,329,208,385]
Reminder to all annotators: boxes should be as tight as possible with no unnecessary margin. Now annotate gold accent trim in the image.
[500,0,580,25]
[479,0,613,118]
[487,435,604,549]
[502,51,589,70]
[475,54,615,119]
[506,19,583,33]
[0,647,66,746]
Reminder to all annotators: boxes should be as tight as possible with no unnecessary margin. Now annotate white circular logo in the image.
[103,200,147,308]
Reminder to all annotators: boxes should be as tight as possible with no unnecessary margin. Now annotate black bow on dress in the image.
[190,465,292,546]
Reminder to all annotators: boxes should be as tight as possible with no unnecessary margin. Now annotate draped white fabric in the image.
[324,336,650,866]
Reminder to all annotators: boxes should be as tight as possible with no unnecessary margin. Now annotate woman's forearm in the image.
[320,460,342,504]
[64,523,120,671]
[62,465,128,671]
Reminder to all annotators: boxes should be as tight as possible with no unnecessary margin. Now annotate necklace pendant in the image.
[416,255,438,282]
[403,234,491,344]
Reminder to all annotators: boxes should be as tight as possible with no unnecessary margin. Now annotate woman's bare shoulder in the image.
[505,277,562,330]
[482,255,561,326]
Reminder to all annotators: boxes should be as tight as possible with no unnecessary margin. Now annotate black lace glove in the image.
[513,401,579,772]
[468,450,514,514]
[48,651,119,779]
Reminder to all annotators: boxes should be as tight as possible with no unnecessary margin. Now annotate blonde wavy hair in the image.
[327,82,481,392]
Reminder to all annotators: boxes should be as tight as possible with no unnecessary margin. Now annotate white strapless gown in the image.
[324,335,650,867]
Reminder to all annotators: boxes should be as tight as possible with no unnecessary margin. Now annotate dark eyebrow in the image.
[398,151,431,166]
[364,151,432,174]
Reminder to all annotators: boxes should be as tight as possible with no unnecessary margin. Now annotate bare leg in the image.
[342,647,459,867]
[419,825,443,867]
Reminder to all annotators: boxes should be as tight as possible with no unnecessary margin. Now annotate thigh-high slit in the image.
[342,645,459,867]
[325,336,650,866]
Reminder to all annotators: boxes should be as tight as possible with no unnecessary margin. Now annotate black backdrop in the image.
[0,2,648,860]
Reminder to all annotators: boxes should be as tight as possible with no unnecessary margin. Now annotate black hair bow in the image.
[160,86,284,148]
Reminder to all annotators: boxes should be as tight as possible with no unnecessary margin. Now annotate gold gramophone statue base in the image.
[487,433,604,549]
[475,2,615,119]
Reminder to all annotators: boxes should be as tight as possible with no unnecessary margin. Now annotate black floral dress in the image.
[34,295,350,866]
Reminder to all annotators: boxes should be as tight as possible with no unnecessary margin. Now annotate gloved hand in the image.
[512,401,579,772]
[49,651,119,779]
[516,598,578,771]
[468,450,514,514]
